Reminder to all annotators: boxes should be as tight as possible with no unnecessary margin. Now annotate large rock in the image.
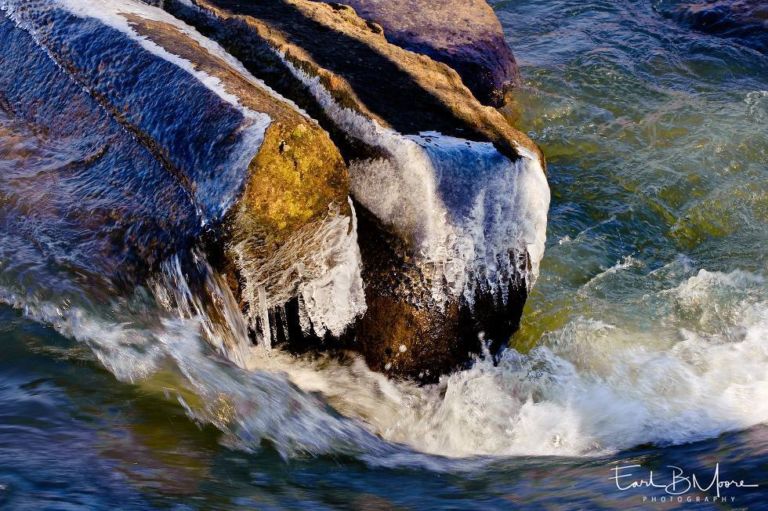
[317,0,519,106]
[0,0,364,356]
[657,0,768,53]
[157,0,550,381]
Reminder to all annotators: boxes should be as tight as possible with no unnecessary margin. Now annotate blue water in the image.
[1,0,768,509]
[1,306,767,509]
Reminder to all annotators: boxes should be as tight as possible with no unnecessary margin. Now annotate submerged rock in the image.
[0,0,364,352]
[656,0,768,53]
[316,0,520,106]
[157,0,550,381]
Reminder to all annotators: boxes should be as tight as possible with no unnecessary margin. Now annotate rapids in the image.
[0,0,767,508]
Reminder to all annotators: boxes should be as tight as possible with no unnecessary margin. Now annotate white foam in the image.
[579,254,641,292]
[3,223,768,465]
[746,90,768,123]
[0,284,164,383]
[0,284,389,460]
[0,230,382,460]
[245,268,768,459]
[276,52,550,305]
[152,250,253,367]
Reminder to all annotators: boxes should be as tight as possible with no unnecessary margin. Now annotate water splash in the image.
[4,227,767,465]
[293,266,768,458]
[1,0,767,477]
[0,99,763,464]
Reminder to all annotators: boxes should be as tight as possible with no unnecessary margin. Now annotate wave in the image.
[1,0,765,474]
[2,226,766,468]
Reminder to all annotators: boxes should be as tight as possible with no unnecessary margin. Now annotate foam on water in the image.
[0,234,384,460]
[1,0,766,475]
[275,54,550,304]
[251,266,768,459]
[746,90,768,123]
[3,223,766,464]
[0,294,389,461]
[151,251,252,368]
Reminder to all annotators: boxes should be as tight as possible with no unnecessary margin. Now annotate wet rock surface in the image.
[656,0,768,53]
[0,2,358,346]
[317,0,520,106]
[2,0,549,382]
[0,13,198,285]
[159,0,539,161]
[158,0,548,381]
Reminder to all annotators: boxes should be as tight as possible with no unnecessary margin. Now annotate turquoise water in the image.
[1,0,768,509]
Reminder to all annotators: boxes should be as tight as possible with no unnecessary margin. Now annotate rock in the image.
[319,0,520,106]
[657,0,768,53]
[0,1,364,353]
[157,0,550,381]
[158,0,539,161]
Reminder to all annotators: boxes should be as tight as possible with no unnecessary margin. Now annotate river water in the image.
[1,0,767,509]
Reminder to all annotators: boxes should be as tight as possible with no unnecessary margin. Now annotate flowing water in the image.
[1,0,768,509]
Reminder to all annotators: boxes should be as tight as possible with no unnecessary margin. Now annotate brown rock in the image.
[320,0,520,106]
[158,0,549,381]
[159,0,539,161]
[1,2,360,351]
